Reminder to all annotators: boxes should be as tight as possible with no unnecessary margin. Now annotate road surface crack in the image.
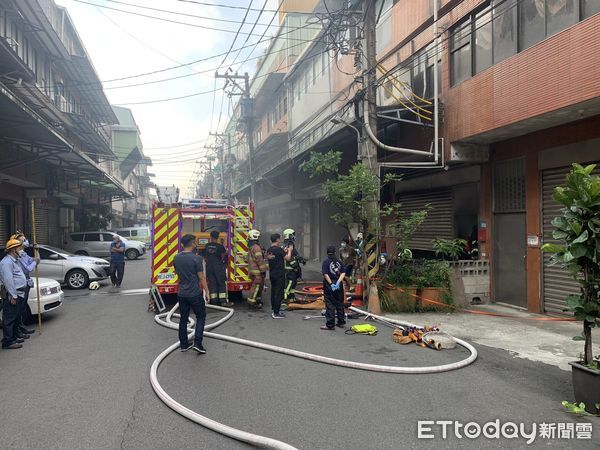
[120,384,144,449]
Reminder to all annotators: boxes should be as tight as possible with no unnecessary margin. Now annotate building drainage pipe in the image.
[150,303,478,449]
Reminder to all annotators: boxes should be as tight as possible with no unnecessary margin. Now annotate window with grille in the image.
[493,158,526,213]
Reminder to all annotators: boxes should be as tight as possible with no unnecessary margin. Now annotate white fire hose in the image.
[150,303,478,449]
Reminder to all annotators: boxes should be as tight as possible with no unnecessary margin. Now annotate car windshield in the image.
[43,245,75,257]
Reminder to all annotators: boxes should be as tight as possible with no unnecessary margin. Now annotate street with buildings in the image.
[1,0,600,448]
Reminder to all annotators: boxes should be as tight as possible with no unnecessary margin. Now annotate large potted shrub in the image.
[380,261,417,312]
[542,163,600,414]
[415,260,454,311]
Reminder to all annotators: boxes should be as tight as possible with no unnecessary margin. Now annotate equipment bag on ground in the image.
[345,323,378,335]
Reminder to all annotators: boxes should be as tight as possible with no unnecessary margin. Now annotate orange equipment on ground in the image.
[151,198,254,295]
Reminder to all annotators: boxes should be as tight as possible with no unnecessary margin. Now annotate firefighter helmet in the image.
[5,239,22,251]
[248,229,261,240]
[89,281,100,290]
[283,228,295,240]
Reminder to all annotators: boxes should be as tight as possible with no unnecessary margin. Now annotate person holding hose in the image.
[247,229,267,309]
[320,245,346,331]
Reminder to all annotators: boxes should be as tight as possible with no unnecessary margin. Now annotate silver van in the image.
[64,231,146,260]
[115,226,151,247]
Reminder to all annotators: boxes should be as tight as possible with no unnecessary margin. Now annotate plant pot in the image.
[569,361,600,414]
[417,287,451,311]
[380,286,417,312]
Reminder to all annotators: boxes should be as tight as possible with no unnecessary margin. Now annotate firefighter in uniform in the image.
[247,229,267,309]
[204,230,232,307]
[282,228,305,308]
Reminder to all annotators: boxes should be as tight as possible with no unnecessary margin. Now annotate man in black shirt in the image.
[173,234,210,354]
[204,230,231,307]
[266,233,286,319]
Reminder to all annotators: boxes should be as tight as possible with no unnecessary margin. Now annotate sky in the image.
[55,0,280,196]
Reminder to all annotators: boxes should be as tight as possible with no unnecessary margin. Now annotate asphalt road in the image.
[0,256,598,449]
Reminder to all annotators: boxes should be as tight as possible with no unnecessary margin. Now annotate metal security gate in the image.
[0,204,11,243]
[493,158,527,307]
[541,164,598,314]
[395,189,453,250]
[34,206,50,245]
[34,206,59,246]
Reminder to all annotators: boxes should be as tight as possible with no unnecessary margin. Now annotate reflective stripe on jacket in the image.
[249,242,267,275]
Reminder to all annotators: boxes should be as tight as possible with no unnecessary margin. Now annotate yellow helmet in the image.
[283,228,295,240]
[10,232,24,241]
[5,239,22,251]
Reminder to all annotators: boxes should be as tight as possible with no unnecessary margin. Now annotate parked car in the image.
[0,277,63,324]
[30,244,110,289]
[1,244,111,289]
[23,277,64,323]
[115,226,151,248]
[64,231,146,260]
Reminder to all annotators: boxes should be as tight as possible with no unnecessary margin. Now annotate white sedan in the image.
[23,277,64,323]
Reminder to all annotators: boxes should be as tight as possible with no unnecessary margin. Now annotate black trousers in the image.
[15,286,29,332]
[178,295,206,347]
[270,274,285,314]
[284,270,298,302]
[110,261,125,286]
[206,267,227,304]
[323,282,346,329]
[2,295,22,347]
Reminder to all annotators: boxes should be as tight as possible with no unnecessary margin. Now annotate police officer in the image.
[247,229,267,309]
[282,228,305,307]
[205,230,231,307]
[11,232,37,337]
[0,239,28,349]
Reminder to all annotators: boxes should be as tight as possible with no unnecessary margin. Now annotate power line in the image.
[175,0,310,14]
[228,0,269,69]
[217,0,253,68]
[94,6,212,81]
[113,45,332,105]
[72,0,312,40]
[98,0,311,28]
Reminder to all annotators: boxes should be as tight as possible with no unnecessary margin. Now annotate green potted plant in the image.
[415,260,454,311]
[432,238,468,261]
[380,260,418,312]
[541,163,600,414]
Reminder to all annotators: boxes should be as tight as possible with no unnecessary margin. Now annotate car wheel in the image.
[66,269,89,289]
[126,248,139,260]
[75,250,89,256]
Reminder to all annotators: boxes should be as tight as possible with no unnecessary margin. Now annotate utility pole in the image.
[215,71,255,203]
[208,132,228,198]
[361,1,380,286]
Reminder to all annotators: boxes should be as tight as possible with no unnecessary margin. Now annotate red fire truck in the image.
[151,198,254,296]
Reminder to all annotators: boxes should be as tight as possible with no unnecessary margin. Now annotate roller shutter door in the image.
[541,164,598,315]
[395,189,453,250]
[34,206,50,245]
[0,204,10,243]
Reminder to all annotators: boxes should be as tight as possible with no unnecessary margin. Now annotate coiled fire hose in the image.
[150,303,478,449]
